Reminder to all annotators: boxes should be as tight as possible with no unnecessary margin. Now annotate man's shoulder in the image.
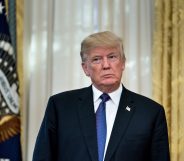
[124,87,163,111]
[50,86,91,100]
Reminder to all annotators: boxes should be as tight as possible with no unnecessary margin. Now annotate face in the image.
[82,47,125,93]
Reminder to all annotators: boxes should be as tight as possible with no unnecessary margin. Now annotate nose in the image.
[102,57,110,69]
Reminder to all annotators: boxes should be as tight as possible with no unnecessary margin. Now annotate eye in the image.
[91,57,102,64]
[109,55,116,59]
[107,54,119,61]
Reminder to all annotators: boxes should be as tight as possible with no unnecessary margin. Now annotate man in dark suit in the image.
[32,31,170,161]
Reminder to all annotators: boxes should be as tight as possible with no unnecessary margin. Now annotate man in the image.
[32,31,170,161]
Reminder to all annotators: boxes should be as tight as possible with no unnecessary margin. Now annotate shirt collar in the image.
[92,84,123,105]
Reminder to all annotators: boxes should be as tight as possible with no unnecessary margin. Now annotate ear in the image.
[121,59,126,71]
[82,62,90,76]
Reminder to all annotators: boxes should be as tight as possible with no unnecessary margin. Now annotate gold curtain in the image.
[16,0,24,159]
[153,0,184,161]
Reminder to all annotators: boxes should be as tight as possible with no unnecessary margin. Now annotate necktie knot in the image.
[100,93,110,103]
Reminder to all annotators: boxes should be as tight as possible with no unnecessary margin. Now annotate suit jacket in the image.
[32,85,170,161]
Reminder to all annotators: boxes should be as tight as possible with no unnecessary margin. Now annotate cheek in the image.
[90,68,99,76]
[113,64,124,77]
[89,68,102,80]
[117,61,125,72]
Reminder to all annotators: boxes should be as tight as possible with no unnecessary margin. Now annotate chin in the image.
[99,81,120,93]
[101,80,118,86]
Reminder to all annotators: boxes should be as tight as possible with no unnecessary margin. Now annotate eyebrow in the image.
[91,52,117,57]
[108,52,117,55]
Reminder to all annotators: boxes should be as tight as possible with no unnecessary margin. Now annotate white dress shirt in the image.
[92,85,123,160]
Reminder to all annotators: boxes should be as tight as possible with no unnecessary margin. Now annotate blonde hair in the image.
[80,31,125,62]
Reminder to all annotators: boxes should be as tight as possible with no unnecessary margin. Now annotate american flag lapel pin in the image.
[126,106,131,111]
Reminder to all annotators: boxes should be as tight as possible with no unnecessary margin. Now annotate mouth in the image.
[102,74,114,78]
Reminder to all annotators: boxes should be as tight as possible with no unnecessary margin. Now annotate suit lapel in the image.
[77,86,98,161]
[104,87,135,161]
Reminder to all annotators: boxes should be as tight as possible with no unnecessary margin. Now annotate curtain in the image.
[153,0,184,160]
[24,0,153,160]
[16,0,24,159]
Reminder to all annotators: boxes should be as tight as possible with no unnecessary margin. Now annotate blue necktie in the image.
[96,93,110,161]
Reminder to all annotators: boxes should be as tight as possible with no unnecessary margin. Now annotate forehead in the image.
[88,46,120,56]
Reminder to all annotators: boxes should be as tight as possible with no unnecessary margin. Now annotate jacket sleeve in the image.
[150,106,170,161]
[32,96,58,161]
